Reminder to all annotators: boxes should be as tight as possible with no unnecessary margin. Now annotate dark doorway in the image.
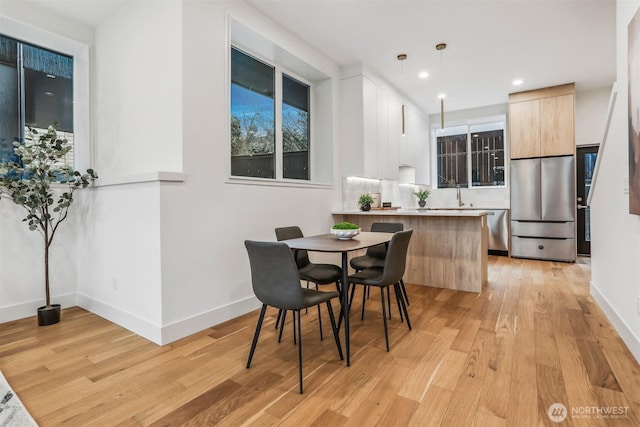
[577,146,598,255]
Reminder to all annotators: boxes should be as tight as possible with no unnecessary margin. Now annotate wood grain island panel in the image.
[334,210,488,292]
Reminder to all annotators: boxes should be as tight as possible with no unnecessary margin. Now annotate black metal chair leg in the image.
[386,286,392,319]
[380,287,390,352]
[400,278,410,306]
[317,304,323,341]
[275,308,282,329]
[247,304,267,368]
[326,300,343,360]
[292,309,297,345]
[361,284,367,320]
[394,282,404,323]
[396,283,412,330]
[348,284,357,309]
[278,310,287,343]
[295,309,304,394]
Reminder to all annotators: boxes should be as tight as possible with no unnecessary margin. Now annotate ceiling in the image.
[12,0,617,116]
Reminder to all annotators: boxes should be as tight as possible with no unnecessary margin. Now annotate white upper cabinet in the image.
[341,74,398,180]
[341,72,429,181]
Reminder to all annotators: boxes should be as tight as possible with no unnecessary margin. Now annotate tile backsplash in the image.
[342,176,509,210]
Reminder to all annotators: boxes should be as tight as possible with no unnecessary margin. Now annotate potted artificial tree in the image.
[414,188,431,208]
[0,125,98,326]
[358,193,374,211]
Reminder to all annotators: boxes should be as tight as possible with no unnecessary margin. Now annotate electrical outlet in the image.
[112,278,118,290]
[637,295,640,314]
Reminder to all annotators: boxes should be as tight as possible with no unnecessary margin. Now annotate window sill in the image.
[225,176,334,189]
[94,171,186,188]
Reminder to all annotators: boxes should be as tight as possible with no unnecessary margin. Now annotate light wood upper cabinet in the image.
[509,83,575,159]
[509,99,541,159]
[540,94,574,156]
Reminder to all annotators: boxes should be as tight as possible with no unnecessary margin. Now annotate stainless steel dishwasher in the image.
[486,209,509,254]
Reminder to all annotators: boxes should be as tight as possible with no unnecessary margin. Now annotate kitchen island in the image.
[333,209,489,293]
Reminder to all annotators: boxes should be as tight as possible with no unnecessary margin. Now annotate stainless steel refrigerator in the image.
[510,155,576,262]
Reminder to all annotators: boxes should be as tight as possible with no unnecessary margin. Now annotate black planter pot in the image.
[419,200,426,208]
[360,203,371,211]
[37,304,61,326]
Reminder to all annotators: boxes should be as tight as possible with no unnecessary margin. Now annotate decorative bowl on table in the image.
[330,227,361,240]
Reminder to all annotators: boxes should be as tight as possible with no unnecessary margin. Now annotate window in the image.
[0,34,74,166]
[436,121,505,188]
[230,47,310,180]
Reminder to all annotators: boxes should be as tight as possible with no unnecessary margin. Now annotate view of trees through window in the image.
[230,47,310,180]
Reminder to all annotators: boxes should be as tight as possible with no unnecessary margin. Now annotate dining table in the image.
[282,231,394,366]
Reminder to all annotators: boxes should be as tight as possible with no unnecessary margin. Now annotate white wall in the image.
[93,0,183,179]
[576,86,614,146]
[590,0,640,363]
[83,0,342,344]
[156,1,343,343]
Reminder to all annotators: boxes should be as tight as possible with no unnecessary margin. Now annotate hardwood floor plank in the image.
[575,339,622,392]
[1,256,639,426]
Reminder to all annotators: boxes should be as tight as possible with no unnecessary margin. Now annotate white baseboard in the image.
[590,281,640,364]
[160,296,261,345]
[0,293,78,323]
[76,293,163,344]
[76,293,261,346]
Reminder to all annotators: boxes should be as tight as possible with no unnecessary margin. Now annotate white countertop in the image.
[334,209,489,217]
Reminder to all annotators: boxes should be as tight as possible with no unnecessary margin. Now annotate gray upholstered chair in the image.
[244,240,343,394]
[346,229,413,352]
[349,222,410,318]
[275,226,342,340]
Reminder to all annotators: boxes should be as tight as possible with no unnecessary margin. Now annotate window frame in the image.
[431,115,508,190]
[0,17,90,172]
[227,16,334,188]
[230,44,313,183]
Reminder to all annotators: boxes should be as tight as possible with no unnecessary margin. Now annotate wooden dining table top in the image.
[282,231,394,253]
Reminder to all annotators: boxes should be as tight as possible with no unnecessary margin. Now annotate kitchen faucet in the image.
[456,184,465,207]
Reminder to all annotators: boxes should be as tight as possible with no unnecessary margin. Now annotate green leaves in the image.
[0,124,98,243]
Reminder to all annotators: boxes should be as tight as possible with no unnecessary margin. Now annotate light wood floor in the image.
[1,256,640,426]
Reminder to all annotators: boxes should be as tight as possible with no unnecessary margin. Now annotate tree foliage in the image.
[0,124,98,307]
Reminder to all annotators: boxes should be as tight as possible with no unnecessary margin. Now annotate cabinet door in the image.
[362,76,378,177]
[509,100,541,158]
[541,94,574,156]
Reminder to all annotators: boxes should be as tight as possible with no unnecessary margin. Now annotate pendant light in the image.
[436,43,447,130]
[397,53,407,136]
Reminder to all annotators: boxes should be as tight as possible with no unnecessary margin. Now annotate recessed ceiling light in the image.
[418,71,429,79]
[512,79,523,86]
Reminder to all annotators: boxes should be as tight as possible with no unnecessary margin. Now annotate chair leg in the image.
[275,309,283,329]
[380,287,390,352]
[394,282,404,323]
[400,278,410,306]
[326,300,343,360]
[361,284,367,320]
[348,284,357,309]
[395,283,412,330]
[278,310,287,343]
[386,286,392,319]
[317,304,324,341]
[295,309,304,394]
[247,304,267,368]
[292,310,297,345]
